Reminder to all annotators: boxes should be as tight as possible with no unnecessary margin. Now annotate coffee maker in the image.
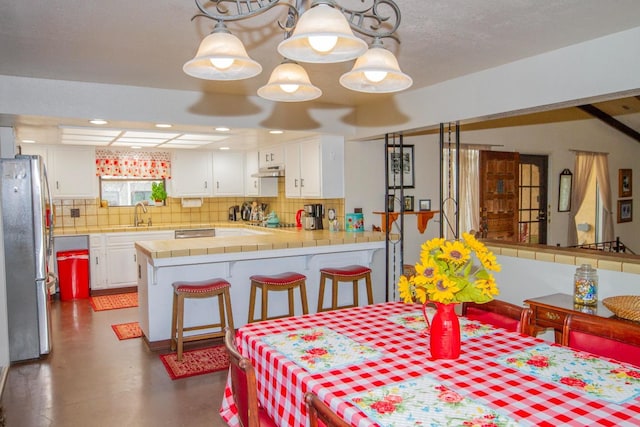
[303,204,324,230]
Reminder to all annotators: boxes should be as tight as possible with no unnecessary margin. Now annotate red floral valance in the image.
[95,149,171,179]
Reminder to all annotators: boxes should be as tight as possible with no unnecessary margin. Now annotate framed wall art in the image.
[403,195,414,211]
[617,199,633,223]
[419,199,432,211]
[619,169,632,198]
[387,145,415,189]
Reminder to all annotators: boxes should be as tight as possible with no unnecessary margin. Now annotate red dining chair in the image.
[305,392,350,427]
[224,328,278,427]
[461,299,532,334]
[562,313,640,366]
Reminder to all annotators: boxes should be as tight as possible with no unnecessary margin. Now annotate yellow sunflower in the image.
[475,275,499,297]
[422,237,445,253]
[478,250,501,272]
[429,273,461,303]
[438,240,470,265]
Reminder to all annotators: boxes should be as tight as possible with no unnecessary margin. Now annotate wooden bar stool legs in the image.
[318,265,373,312]
[170,278,234,361]
[248,272,308,323]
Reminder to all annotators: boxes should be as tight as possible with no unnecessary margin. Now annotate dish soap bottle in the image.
[573,264,598,306]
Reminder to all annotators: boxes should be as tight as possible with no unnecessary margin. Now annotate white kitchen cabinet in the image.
[285,135,344,198]
[49,146,97,198]
[90,231,173,291]
[170,150,213,197]
[20,144,49,166]
[259,145,284,169]
[212,151,244,196]
[89,234,107,290]
[245,151,277,197]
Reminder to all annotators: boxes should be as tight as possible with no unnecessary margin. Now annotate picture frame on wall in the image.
[419,199,432,211]
[617,199,633,223]
[404,195,414,211]
[619,169,632,198]
[387,145,415,189]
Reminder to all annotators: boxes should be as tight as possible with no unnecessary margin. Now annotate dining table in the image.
[219,301,640,426]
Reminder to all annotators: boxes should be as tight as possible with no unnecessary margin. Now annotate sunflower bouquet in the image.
[398,232,501,305]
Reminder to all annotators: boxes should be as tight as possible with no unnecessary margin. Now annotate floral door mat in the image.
[111,322,143,340]
[261,327,383,373]
[89,292,138,311]
[497,344,640,403]
[159,345,229,380]
[349,375,519,426]
[389,310,497,340]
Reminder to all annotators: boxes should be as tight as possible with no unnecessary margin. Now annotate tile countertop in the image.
[131,226,387,259]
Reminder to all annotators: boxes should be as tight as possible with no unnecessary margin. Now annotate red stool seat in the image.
[318,264,373,312]
[248,272,309,323]
[173,278,230,293]
[319,265,372,276]
[250,272,307,286]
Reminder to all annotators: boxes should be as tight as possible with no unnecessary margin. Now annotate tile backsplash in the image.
[52,178,345,231]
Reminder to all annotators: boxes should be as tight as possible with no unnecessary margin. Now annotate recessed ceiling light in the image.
[89,119,108,125]
[130,146,143,149]
[269,130,284,135]
[219,146,230,150]
[21,139,36,143]
[215,127,230,132]
[155,123,172,128]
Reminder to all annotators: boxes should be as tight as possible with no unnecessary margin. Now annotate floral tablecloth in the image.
[498,344,640,404]
[261,327,383,373]
[350,375,520,427]
[220,301,640,427]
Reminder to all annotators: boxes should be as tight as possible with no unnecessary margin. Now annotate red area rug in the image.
[111,322,143,340]
[90,292,138,311]
[159,345,229,380]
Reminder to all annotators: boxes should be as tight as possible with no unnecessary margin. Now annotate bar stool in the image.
[170,278,234,361]
[317,265,373,312]
[248,272,309,323]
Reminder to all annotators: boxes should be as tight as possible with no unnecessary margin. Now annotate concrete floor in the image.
[2,296,229,427]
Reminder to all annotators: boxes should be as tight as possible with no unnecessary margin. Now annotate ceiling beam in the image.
[578,104,640,144]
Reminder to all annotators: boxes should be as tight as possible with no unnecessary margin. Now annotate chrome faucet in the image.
[134,201,148,227]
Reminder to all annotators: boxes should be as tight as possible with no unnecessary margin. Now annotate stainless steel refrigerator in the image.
[0,154,54,362]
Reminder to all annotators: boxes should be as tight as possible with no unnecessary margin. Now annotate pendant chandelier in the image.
[183,0,412,102]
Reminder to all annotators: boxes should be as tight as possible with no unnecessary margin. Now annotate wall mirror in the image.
[558,169,572,212]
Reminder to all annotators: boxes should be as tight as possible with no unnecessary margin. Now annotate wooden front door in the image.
[479,151,520,240]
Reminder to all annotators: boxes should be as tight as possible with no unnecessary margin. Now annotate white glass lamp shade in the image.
[277,3,368,63]
[257,61,322,102]
[183,28,262,81]
[339,44,413,93]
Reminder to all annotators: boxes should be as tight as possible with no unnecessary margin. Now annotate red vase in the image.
[429,302,461,360]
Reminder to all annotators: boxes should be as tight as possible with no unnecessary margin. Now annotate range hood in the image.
[251,165,285,178]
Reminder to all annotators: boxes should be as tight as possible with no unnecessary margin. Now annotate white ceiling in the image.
[2,0,640,149]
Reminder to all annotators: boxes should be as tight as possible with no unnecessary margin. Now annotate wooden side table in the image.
[524,293,614,343]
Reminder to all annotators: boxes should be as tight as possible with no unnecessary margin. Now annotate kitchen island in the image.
[135,228,387,348]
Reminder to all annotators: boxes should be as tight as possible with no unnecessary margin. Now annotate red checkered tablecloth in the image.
[220,302,640,426]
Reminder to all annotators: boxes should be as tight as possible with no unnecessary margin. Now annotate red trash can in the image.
[56,249,90,301]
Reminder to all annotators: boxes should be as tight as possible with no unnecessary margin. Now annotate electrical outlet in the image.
[70,208,80,218]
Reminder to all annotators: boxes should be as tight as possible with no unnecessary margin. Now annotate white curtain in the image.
[568,151,613,245]
[443,148,479,239]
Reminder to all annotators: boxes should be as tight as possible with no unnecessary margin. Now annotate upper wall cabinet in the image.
[22,144,98,199]
[259,145,284,169]
[212,151,244,196]
[245,151,277,197]
[284,135,344,199]
[170,150,213,197]
[26,145,96,199]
